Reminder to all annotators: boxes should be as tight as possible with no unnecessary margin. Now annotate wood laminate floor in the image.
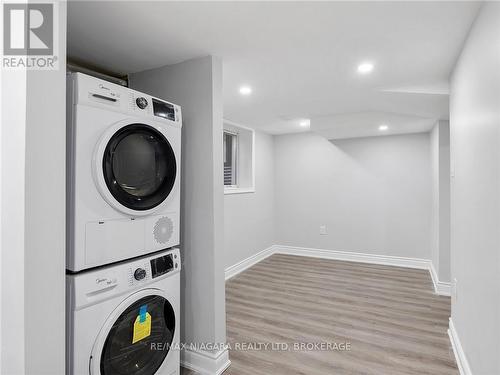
[182,254,457,375]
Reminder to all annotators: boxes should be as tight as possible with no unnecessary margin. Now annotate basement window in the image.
[223,121,255,194]
[224,131,238,187]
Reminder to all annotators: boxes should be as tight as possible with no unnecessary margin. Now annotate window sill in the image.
[224,187,255,195]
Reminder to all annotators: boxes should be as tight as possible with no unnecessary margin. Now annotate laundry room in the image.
[64,58,220,375]
[1,1,500,375]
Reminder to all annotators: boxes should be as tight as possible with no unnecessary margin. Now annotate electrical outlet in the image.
[319,225,327,235]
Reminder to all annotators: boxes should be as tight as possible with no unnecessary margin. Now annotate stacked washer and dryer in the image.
[66,73,182,375]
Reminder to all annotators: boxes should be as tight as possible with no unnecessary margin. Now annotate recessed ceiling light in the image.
[378,124,389,131]
[239,86,252,95]
[299,119,310,127]
[357,62,374,74]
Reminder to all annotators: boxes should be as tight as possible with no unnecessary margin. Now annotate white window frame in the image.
[223,119,255,195]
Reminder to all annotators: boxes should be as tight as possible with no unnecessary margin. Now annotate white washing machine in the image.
[67,72,182,272]
[67,248,181,375]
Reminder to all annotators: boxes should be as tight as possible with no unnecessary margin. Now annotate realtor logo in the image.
[2,2,58,69]
[4,3,53,55]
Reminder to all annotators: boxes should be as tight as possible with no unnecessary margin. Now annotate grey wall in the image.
[224,131,275,268]
[274,132,432,259]
[430,121,451,282]
[130,56,227,347]
[450,3,500,374]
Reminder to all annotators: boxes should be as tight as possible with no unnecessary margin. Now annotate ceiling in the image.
[67,1,480,138]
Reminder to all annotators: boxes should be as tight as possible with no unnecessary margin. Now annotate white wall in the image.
[430,124,440,273]
[224,131,274,268]
[1,59,27,375]
[449,3,500,374]
[129,56,227,364]
[274,132,432,259]
[24,2,67,372]
[430,120,451,283]
[1,2,67,374]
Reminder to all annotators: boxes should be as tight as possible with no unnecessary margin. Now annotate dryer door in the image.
[93,292,176,375]
[103,123,176,211]
[94,121,177,215]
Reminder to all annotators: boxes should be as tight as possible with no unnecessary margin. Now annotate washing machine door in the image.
[94,121,177,215]
[92,290,176,375]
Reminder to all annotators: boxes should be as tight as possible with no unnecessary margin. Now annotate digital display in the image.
[150,254,174,278]
[152,98,175,121]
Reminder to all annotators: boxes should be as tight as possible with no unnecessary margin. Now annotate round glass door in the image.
[100,295,176,375]
[102,124,177,211]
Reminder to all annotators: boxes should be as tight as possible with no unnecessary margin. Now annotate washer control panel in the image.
[68,248,181,310]
[127,250,180,287]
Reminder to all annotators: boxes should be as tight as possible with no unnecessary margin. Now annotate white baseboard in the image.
[274,245,432,270]
[225,245,450,298]
[429,263,452,296]
[448,318,473,375]
[181,347,231,375]
[225,245,275,280]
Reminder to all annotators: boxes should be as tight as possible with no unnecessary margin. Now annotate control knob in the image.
[136,97,148,109]
[134,268,146,281]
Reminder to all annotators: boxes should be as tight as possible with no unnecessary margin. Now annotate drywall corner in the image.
[130,56,227,371]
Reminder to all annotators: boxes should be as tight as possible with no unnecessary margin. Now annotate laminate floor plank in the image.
[184,254,457,375]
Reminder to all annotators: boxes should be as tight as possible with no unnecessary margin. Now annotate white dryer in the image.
[67,72,181,272]
[67,248,181,375]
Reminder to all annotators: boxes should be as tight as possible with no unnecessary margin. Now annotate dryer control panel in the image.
[69,72,182,126]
